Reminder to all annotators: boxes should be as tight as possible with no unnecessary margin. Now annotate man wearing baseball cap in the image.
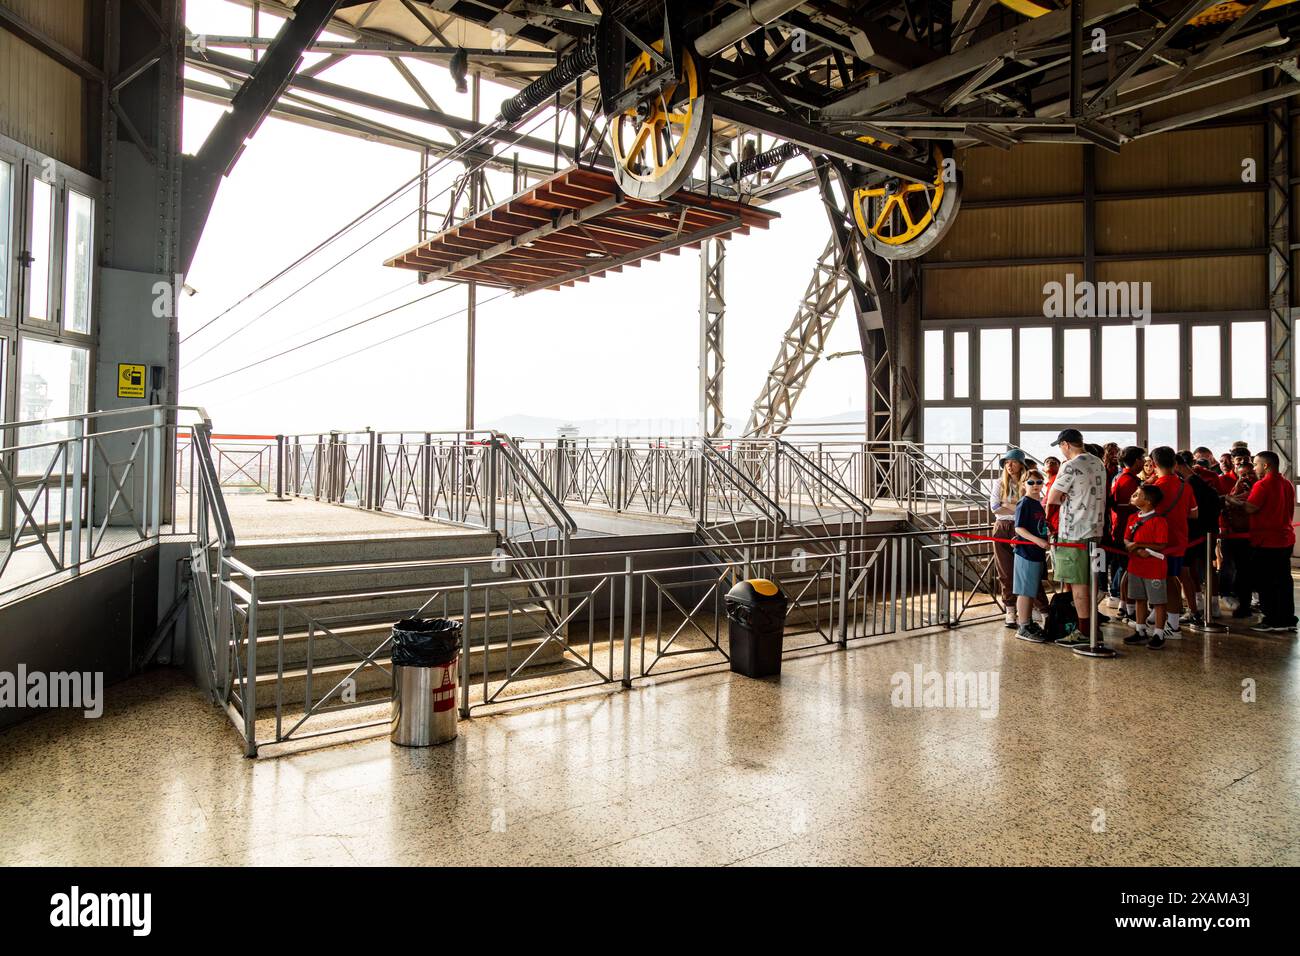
[1045,428,1108,645]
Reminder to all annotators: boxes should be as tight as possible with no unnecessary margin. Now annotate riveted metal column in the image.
[699,238,726,438]
[1267,82,1293,475]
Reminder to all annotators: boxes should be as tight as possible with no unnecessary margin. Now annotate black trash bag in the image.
[391,618,462,667]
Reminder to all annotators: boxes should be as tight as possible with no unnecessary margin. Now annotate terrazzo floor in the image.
[1,613,1298,867]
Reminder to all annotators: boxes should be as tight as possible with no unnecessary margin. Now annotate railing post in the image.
[939,498,951,626]
[244,576,259,757]
[614,439,625,512]
[1187,531,1228,634]
[149,407,164,538]
[1073,542,1117,658]
[622,555,634,688]
[554,437,567,503]
[69,418,84,575]
[274,435,285,499]
[460,566,473,718]
[487,436,499,534]
[837,539,849,647]
[367,429,380,510]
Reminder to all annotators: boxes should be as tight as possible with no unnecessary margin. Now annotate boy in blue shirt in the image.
[1013,469,1051,642]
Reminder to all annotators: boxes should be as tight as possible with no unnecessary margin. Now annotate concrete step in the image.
[250,635,569,711]
[246,605,556,670]
[231,559,513,600]
[232,530,499,570]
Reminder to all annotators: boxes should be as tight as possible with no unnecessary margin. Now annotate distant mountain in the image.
[482,409,866,438]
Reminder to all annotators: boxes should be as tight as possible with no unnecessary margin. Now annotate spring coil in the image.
[498,41,600,124]
[727,141,801,181]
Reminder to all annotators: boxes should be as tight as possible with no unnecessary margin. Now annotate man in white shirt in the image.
[1045,428,1107,643]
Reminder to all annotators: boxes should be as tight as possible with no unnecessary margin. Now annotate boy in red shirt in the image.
[1122,483,1169,649]
[1109,446,1145,617]
[1149,446,1197,637]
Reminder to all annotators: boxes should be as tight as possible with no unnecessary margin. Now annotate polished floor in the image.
[1,614,1297,867]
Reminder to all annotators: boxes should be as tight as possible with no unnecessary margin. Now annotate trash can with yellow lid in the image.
[724,579,788,678]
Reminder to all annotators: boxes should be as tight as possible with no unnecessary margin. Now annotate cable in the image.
[184,282,459,390]
[209,290,512,397]
[181,109,556,362]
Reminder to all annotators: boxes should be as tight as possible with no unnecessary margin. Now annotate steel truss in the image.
[699,239,725,438]
[1267,75,1294,474]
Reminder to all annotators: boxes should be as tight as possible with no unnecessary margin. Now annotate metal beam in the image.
[1267,80,1293,474]
[1085,0,1217,111]
[699,240,726,438]
[1135,79,1300,137]
[193,34,559,63]
[819,0,1137,118]
[0,4,105,81]
[180,0,344,274]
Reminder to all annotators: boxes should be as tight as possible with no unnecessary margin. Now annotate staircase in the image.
[228,531,563,713]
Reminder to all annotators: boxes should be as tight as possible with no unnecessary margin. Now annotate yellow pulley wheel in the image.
[852,142,962,260]
[611,43,711,202]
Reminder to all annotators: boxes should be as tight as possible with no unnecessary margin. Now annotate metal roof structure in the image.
[383,166,778,293]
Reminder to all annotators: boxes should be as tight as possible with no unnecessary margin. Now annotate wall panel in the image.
[930,202,1084,261]
[923,263,1083,319]
[0,0,87,169]
[1096,192,1262,255]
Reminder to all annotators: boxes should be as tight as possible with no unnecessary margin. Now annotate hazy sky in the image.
[178,0,865,436]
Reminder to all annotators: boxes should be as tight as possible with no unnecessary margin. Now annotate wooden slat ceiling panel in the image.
[384,167,778,293]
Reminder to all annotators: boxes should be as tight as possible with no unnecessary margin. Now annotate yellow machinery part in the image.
[611,42,700,188]
[852,144,947,246]
[994,0,1299,25]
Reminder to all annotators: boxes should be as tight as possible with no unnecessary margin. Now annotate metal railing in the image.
[0,404,211,602]
[211,526,1002,755]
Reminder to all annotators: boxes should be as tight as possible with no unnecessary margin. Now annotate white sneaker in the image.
[1146,612,1157,626]
[1005,609,1017,628]
[1221,596,1240,612]
[1163,622,1183,640]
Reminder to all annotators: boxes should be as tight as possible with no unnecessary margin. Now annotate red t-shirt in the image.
[1151,474,1192,557]
[1246,472,1297,549]
[1111,469,1142,540]
[1044,474,1060,533]
[1125,513,1169,580]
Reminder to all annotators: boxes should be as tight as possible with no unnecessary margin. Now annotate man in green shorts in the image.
[1045,428,1107,645]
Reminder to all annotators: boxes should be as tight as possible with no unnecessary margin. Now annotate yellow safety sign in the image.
[118,363,146,399]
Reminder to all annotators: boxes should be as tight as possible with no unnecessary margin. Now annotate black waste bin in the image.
[725,579,788,678]
[390,618,463,746]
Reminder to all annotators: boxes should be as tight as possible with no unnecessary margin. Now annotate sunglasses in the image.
[1025,479,1044,485]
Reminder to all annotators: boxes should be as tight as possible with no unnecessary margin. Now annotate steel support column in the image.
[699,239,726,438]
[1267,81,1294,474]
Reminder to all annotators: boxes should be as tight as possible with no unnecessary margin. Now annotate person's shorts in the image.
[1053,539,1094,585]
[1166,554,1184,576]
[1012,554,1044,597]
[1127,575,1168,605]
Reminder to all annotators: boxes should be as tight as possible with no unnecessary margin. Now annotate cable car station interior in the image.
[1,0,1299,870]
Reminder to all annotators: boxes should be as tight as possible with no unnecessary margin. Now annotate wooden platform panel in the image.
[383,166,778,294]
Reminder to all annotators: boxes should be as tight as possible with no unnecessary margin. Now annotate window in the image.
[63,190,94,333]
[1062,328,1091,397]
[1143,325,1180,400]
[1147,409,1177,450]
[1018,431,1063,467]
[1189,405,1267,457]
[982,408,1010,446]
[1230,321,1266,399]
[923,329,944,401]
[979,328,1012,400]
[17,339,89,474]
[1191,326,1220,396]
[952,331,969,399]
[1101,325,1137,399]
[0,159,11,318]
[1019,327,1052,400]
[27,177,54,322]
[923,406,971,446]
[1021,406,1136,425]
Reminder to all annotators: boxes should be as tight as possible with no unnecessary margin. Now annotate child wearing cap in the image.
[1122,483,1169,650]
[1012,470,1051,642]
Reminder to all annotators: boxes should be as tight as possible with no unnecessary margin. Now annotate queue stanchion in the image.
[1185,531,1228,634]
[1073,541,1117,658]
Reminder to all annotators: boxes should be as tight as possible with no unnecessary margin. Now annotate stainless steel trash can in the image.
[389,617,462,747]
[390,656,459,746]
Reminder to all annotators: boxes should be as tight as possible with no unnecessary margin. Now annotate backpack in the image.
[1188,475,1221,537]
[1044,591,1078,642]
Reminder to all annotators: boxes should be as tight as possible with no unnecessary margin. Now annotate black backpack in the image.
[1044,591,1078,642]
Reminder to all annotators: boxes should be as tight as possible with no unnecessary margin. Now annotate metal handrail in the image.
[192,421,236,555]
[776,438,874,517]
[698,438,787,529]
[492,432,578,535]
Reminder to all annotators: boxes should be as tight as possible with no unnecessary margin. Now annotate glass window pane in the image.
[18,339,89,474]
[980,328,1012,400]
[982,408,1010,446]
[1019,327,1052,400]
[1147,409,1177,450]
[63,190,94,333]
[27,177,54,321]
[952,331,969,399]
[923,329,944,401]
[1192,326,1220,396]
[1018,431,1061,468]
[923,406,971,446]
[1143,324,1180,400]
[1062,328,1091,397]
[1020,406,1136,424]
[1101,325,1137,399]
[0,160,11,318]
[1189,405,1267,457]
[1231,321,1266,399]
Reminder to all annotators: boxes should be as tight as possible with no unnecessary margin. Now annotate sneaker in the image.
[1123,631,1149,646]
[1054,632,1089,647]
[1017,622,1051,643]
[1032,610,1046,627]
[1004,609,1017,629]
[1162,622,1182,640]
[1148,634,1166,649]
[1220,596,1240,612]
[1184,613,1205,628]
[1106,595,1122,609]
[1096,611,1111,624]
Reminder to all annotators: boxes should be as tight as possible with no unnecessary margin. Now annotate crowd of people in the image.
[989,428,1298,649]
